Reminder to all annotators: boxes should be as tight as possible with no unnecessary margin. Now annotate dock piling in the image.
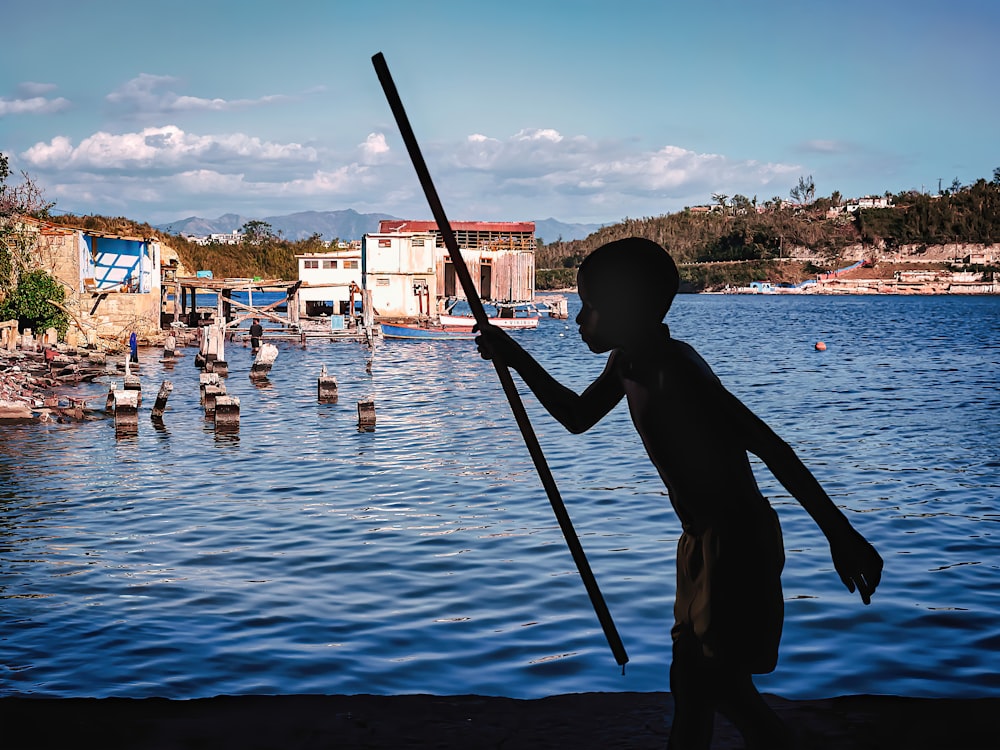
[318,365,338,403]
[357,399,376,430]
[203,384,226,417]
[113,389,139,434]
[151,380,174,421]
[214,395,240,430]
[250,343,278,382]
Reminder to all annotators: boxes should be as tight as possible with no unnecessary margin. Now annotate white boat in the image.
[437,312,540,330]
[437,300,541,330]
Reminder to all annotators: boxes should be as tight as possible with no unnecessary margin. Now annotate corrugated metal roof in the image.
[379,220,535,233]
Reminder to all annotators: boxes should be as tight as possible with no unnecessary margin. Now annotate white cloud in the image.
[0,82,71,116]
[106,73,288,115]
[358,132,390,163]
[21,126,317,171]
[27,122,804,224]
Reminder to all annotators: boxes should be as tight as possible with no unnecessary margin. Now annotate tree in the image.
[711,193,729,214]
[0,268,69,335]
[240,220,274,245]
[790,175,816,205]
[1,152,56,298]
[993,167,1000,186]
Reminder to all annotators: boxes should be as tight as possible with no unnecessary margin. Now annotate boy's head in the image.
[577,238,678,326]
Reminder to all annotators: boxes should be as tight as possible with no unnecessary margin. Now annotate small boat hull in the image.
[380,323,476,340]
[438,313,540,330]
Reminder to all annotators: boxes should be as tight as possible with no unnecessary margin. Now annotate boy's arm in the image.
[476,323,624,433]
[725,390,883,604]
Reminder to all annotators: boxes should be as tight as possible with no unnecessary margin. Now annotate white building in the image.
[362,232,438,319]
[295,248,364,317]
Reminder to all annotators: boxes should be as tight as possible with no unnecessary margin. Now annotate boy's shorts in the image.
[671,506,785,674]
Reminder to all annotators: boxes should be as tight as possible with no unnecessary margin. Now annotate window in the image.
[303,260,319,269]
[412,238,425,246]
[378,239,391,248]
[376,277,390,287]
[344,260,359,269]
[323,260,337,269]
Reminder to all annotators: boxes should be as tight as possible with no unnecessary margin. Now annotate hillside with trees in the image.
[6,151,999,296]
[535,170,1000,290]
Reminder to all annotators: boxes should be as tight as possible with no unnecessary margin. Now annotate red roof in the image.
[378,220,535,233]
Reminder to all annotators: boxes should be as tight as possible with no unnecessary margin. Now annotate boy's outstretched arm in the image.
[726,390,884,604]
[475,323,624,434]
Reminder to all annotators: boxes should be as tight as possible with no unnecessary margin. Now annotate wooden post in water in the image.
[250,343,278,382]
[212,324,228,375]
[357,399,376,429]
[105,382,116,413]
[151,380,173,421]
[318,364,338,403]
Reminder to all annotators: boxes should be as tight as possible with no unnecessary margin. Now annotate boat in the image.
[380,322,476,341]
[437,300,541,330]
[437,312,539,330]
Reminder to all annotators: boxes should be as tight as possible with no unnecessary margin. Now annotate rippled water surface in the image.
[2,294,998,699]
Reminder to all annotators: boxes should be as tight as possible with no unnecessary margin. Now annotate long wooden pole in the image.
[372,52,627,668]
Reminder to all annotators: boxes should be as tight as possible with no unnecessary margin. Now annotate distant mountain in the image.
[156,211,604,243]
[156,209,397,242]
[532,217,603,243]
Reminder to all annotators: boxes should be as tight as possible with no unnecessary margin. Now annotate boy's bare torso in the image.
[613,331,771,532]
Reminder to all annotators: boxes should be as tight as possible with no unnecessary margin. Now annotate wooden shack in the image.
[376,220,535,309]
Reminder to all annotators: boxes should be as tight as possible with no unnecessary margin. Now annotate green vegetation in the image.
[0,269,69,335]
[536,170,1000,290]
[1,153,54,299]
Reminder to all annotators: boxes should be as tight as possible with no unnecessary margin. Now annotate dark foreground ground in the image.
[3,692,999,749]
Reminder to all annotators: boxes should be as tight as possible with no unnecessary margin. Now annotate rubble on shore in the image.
[0,331,119,424]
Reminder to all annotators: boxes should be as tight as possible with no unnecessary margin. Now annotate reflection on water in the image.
[0,294,998,700]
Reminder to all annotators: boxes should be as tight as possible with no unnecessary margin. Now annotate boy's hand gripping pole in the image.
[373,52,628,668]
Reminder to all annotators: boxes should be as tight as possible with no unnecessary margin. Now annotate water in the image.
[1,294,998,700]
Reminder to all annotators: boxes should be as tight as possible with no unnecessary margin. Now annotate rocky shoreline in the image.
[3,692,998,749]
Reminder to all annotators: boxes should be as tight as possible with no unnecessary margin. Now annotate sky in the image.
[2,0,997,228]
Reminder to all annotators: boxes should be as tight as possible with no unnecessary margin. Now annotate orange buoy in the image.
[814,341,827,351]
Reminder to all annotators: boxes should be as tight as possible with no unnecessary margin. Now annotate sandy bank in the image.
[4,692,998,749]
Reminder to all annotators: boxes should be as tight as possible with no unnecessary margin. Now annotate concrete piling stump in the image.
[214,395,240,430]
[124,373,142,406]
[357,399,376,430]
[113,390,139,434]
[199,372,220,404]
[203,384,226,417]
[151,381,173,421]
[318,365,338,403]
[250,343,278,382]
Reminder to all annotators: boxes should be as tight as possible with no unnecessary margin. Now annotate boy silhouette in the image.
[476,237,883,749]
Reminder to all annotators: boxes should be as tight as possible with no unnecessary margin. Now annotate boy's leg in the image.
[711,666,791,750]
[668,629,715,750]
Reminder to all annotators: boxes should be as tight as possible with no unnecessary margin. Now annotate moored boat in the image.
[437,312,539,330]
[380,322,476,340]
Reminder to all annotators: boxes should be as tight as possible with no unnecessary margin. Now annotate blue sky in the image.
[2,0,997,227]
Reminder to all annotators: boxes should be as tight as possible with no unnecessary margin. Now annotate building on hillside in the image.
[376,220,536,306]
[16,218,162,347]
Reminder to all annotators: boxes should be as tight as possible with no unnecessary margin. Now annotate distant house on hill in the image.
[18,217,162,347]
